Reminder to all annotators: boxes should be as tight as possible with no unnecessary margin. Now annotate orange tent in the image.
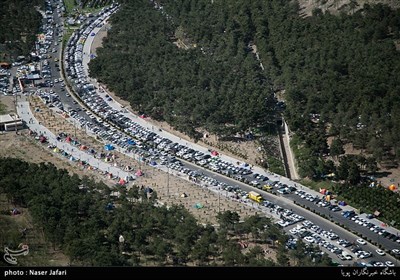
[389,184,397,191]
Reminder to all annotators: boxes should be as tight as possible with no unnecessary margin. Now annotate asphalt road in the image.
[13,3,400,266]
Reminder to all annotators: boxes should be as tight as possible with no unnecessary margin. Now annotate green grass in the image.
[63,0,76,15]
[298,178,333,192]
[82,6,103,14]
[63,26,77,45]
[267,156,286,176]
[0,102,6,114]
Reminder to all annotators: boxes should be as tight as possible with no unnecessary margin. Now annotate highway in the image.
[67,2,400,264]
[15,1,400,267]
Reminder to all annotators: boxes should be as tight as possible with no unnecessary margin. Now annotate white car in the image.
[376,249,385,256]
[356,238,366,245]
[385,261,395,267]
[303,236,314,243]
[392,249,400,255]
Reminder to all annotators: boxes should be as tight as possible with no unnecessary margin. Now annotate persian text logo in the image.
[3,244,29,265]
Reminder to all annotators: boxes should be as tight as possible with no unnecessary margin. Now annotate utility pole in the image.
[218,187,220,214]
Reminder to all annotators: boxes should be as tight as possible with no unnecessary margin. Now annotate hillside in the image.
[298,0,400,17]
[89,0,400,183]
[0,0,44,62]
[0,157,332,266]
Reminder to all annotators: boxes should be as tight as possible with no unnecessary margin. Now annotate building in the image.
[0,114,23,131]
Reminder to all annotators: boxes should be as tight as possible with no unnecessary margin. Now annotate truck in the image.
[248,191,263,203]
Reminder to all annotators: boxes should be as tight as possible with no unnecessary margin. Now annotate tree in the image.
[216,210,240,231]
[330,138,345,159]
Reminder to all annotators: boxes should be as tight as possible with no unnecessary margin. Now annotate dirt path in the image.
[26,96,264,224]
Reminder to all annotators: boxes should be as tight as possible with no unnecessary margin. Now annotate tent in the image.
[389,184,397,191]
[144,187,153,193]
[104,144,114,151]
[119,178,126,185]
[211,150,219,156]
[135,170,143,176]
[319,188,327,195]
[180,193,188,198]
[326,173,335,178]
[338,201,347,206]
[125,165,132,171]
[65,136,71,143]
[106,202,114,211]
[149,161,157,166]
[125,175,134,182]
[53,147,59,153]
[69,156,76,161]
[193,203,204,209]
[71,140,79,145]
[80,145,88,150]
[39,136,47,143]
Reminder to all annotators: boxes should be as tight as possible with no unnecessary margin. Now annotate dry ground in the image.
[2,95,264,225]
[297,0,400,17]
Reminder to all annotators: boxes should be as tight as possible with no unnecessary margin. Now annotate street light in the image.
[167,159,170,197]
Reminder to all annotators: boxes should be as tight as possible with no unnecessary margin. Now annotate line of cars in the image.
[56,2,400,266]
[0,68,11,95]
[63,4,274,197]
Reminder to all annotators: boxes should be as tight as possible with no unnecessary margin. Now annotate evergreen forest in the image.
[89,0,400,179]
[0,0,44,62]
[0,157,333,266]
